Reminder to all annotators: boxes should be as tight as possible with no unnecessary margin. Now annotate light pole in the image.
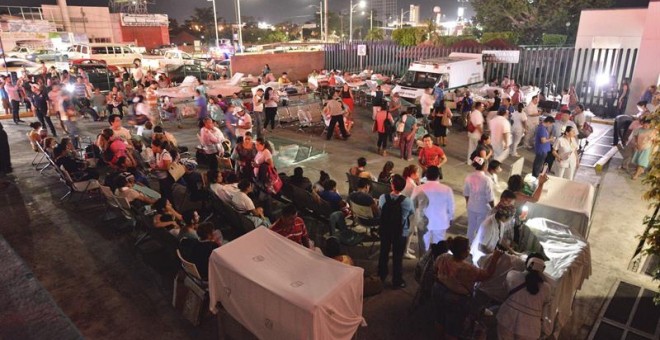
[400,9,410,29]
[208,0,219,48]
[349,0,366,43]
[324,0,328,43]
[236,0,243,53]
[311,2,324,41]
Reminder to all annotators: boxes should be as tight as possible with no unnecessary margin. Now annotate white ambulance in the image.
[392,52,484,101]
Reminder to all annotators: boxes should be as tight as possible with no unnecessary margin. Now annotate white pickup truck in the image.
[141,49,203,70]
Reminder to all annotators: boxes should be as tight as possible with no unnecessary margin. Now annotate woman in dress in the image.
[431,100,452,147]
[433,236,503,339]
[632,119,656,180]
[497,254,552,340]
[401,164,420,197]
[231,132,257,180]
[552,125,579,180]
[253,137,274,181]
[617,79,629,115]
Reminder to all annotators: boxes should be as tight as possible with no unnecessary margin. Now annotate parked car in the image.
[163,64,220,84]
[71,64,115,92]
[66,43,142,66]
[69,59,120,73]
[150,44,177,55]
[142,49,204,70]
[25,49,68,63]
[0,58,41,77]
[6,46,35,59]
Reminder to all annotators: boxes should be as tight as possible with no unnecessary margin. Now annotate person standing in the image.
[523,95,541,149]
[489,108,512,162]
[467,102,485,164]
[31,85,57,137]
[411,166,455,254]
[200,117,226,171]
[324,92,350,141]
[398,111,418,161]
[418,134,447,177]
[373,103,393,156]
[371,85,384,120]
[0,123,11,174]
[510,103,527,157]
[194,89,208,123]
[532,117,556,177]
[631,119,656,180]
[340,83,354,116]
[511,84,523,106]
[234,107,253,138]
[464,156,495,244]
[552,125,579,180]
[5,78,23,124]
[263,87,279,133]
[497,255,552,340]
[378,174,414,289]
[420,87,435,120]
[252,88,265,138]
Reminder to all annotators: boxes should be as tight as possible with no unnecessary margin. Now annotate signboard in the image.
[302,23,318,29]
[482,50,520,64]
[2,20,56,33]
[357,44,367,56]
[120,14,169,27]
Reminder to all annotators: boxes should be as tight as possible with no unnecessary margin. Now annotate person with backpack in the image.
[378,174,414,289]
[496,254,552,340]
[373,103,394,156]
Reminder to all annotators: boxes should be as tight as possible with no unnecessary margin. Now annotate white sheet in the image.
[208,228,365,340]
[525,176,595,237]
[521,218,592,338]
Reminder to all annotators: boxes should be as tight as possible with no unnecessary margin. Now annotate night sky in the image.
[11,0,652,24]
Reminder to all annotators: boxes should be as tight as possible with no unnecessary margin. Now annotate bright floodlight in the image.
[596,73,609,87]
[359,1,366,8]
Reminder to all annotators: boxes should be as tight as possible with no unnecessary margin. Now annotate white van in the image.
[66,43,142,66]
[393,53,484,101]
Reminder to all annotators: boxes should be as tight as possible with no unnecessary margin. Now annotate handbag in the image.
[442,113,453,127]
[218,156,233,170]
[168,161,186,181]
[396,115,406,133]
[266,165,283,194]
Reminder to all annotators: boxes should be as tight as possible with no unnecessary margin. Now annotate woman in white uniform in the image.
[470,203,515,266]
[552,125,579,180]
[463,156,495,244]
[497,254,552,340]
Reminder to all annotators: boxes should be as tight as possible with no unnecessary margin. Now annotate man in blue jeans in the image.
[532,116,556,177]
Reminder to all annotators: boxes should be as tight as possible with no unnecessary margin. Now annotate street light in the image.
[310,2,324,42]
[236,0,243,54]
[208,0,219,48]
[400,9,410,29]
[349,0,366,42]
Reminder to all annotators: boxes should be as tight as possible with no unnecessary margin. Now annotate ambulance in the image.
[392,52,484,101]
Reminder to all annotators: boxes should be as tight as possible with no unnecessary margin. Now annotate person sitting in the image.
[27,122,43,152]
[114,172,156,205]
[208,169,240,204]
[152,198,182,234]
[231,179,270,227]
[109,114,131,141]
[313,170,330,194]
[288,166,313,192]
[277,72,292,85]
[433,236,503,339]
[349,178,380,224]
[348,157,376,180]
[469,203,516,266]
[378,161,395,184]
[177,210,200,241]
[96,128,114,152]
[53,140,99,181]
[324,236,354,265]
[178,222,221,280]
[270,204,311,248]
[319,179,349,235]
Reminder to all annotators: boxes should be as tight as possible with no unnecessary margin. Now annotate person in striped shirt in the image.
[270,204,310,248]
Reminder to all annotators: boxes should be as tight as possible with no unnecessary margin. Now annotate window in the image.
[91,46,107,54]
[82,46,89,54]
[93,38,110,43]
[113,47,122,54]
[121,47,132,54]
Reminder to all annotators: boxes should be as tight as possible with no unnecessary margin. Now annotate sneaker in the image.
[404,252,416,260]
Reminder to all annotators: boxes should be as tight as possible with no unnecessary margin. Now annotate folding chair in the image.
[172,249,208,326]
[34,141,52,172]
[100,185,122,221]
[56,165,101,202]
[350,201,380,257]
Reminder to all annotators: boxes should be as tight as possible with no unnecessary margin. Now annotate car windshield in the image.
[400,71,441,89]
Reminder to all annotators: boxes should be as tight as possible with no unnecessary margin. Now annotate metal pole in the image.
[400,9,403,29]
[324,0,328,43]
[370,10,373,30]
[349,0,354,43]
[211,0,219,48]
[0,35,8,77]
[319,1,324,41]
[236,0,243,53]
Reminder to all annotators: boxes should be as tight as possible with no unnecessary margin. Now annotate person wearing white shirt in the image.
[109,114,132,141]
[572,104,586,132]
[523,96,541,149]
[234,107,253,138]
[552,125,579,180]
[420,87,435,119]
[401,164,420,198]
[411,166,454,254]
[208,169,240,204]
[470,203,515,266]
[467,102,486,164]
[488,109,512,162]
[463,157,495,244]
[510,103,528,157]
[199,117,226,170]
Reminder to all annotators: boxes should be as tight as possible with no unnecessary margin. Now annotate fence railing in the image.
[324,42,638,107]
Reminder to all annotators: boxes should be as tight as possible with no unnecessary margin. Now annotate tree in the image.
[391,27,426,46]
[365,28,384,41]
[471,0,612,44]
[641,106,660,302]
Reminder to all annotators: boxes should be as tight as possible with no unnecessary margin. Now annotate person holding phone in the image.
[532,117,556,178]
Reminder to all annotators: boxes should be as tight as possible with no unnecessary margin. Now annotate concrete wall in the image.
[120,26,169,49]
[575,8,647,49]
[230,51,324,81]
[42,5,114,42]
[628,1,660,113]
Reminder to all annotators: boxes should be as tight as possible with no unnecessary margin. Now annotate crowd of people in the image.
[6,58,659,340]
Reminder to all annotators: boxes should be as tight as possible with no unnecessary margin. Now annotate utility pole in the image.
[319,1,324,41]
[370,10,373,30]
[324,0,328,43]
[209,0,219,48]
[236,0,243,53]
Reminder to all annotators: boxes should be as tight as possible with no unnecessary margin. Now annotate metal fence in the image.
[324,42,638,107]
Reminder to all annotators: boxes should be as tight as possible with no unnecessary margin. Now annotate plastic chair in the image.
[56,165,101,202]
[349,201,380,256]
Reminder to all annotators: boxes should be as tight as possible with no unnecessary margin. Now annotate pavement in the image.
[0,105,656,340]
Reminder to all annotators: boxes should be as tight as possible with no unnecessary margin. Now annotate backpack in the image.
[380,194,406,238]
[579,121,593,139]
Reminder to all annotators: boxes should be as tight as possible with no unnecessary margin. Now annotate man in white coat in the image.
[489,108,512,162]
[467,102,486,164]
[411,166,454,254]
